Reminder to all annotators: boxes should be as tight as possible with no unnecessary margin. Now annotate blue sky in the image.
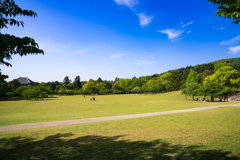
[1,0,240,82]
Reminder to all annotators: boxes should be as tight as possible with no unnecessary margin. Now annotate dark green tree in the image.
[203,82,224,102]
[199,69,212,84]
[63,76,71,85]
[103,80,112,89]
[8,78,21,90]
[168,70,183,90]
[0,0,44,67]
[214,62,231,72]
[114,77,119,82]
[219,86,236,102]
[73,76,81,89]
[97,77,103,83]
[49,82,56,92]
[0,71,8,96]
[207,0,240,24]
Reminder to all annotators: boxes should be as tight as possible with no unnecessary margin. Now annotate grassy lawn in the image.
[0,107,239,159]
[0,91,238,126]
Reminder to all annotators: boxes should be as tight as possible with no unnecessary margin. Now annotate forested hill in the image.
[176,57,240,75]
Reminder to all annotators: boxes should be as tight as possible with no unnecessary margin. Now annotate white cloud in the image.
[228,45,240,54]
[187,30,191,34]
[181,21,193,28]
[70,48,95,55]
[137,60,156,65]
[114,0,138,8]
[217,27,225,30]
[138,13,153,28]
[109,53,126,58]
[220,35,240,45]
[158,29,184,40]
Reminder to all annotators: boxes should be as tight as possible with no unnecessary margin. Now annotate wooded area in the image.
[1,58,240,101]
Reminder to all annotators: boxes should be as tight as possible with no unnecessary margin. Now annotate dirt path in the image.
[0,103,240,132]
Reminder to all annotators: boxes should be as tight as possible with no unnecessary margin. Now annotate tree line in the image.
[1,59,240,101]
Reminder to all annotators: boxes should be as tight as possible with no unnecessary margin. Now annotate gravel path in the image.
[0,103,239,132]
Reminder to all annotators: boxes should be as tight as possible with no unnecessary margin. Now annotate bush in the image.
[99,90,109,95]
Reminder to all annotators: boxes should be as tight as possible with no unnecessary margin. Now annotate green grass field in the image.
[0,91,239,159]
[0,107,239,159]
[0,91,238,126]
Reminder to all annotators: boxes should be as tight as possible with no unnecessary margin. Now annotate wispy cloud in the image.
[187,30,191,34]
[137,60,156,65]
[217,27,225,30]
[181,21,193,28]
[228,45,240,54]
[70,48,95,55]
[109,53,126,58]
[70,46,105,55]
[220,35,240,45]
[177,21,184,25]
[158,29,184,41]
[114,0,138,8]
[138,13,153,28]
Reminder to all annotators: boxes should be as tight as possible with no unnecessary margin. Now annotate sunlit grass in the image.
[0,91,238,126]
[0,107,239,159]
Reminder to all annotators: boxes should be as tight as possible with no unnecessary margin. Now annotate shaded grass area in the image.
[0,107,239,159]
[0,134,238,160]
[0,91,238,126]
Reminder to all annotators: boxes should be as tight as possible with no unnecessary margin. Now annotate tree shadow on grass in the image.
[0,133,239,160]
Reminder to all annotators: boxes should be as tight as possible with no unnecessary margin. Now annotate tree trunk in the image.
[211,95,213,102]
[185,95,187,100]
[192,95,194,100]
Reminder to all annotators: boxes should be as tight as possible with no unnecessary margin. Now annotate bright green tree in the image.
[146,77,159,86]
[82,79,106,93]
[159,72,171,81]
[185,82,201,100]
[181,83,188,100]
[186,68,199,83]
[130,78,141,88]
[203,66,240,87]
[207,0,240,24]
[0,0,44,67]
[117,78,132,93]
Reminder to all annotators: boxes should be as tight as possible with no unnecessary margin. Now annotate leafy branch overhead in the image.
[0,0,37,29]
[208,0,240,24]
[0,0,44,67]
